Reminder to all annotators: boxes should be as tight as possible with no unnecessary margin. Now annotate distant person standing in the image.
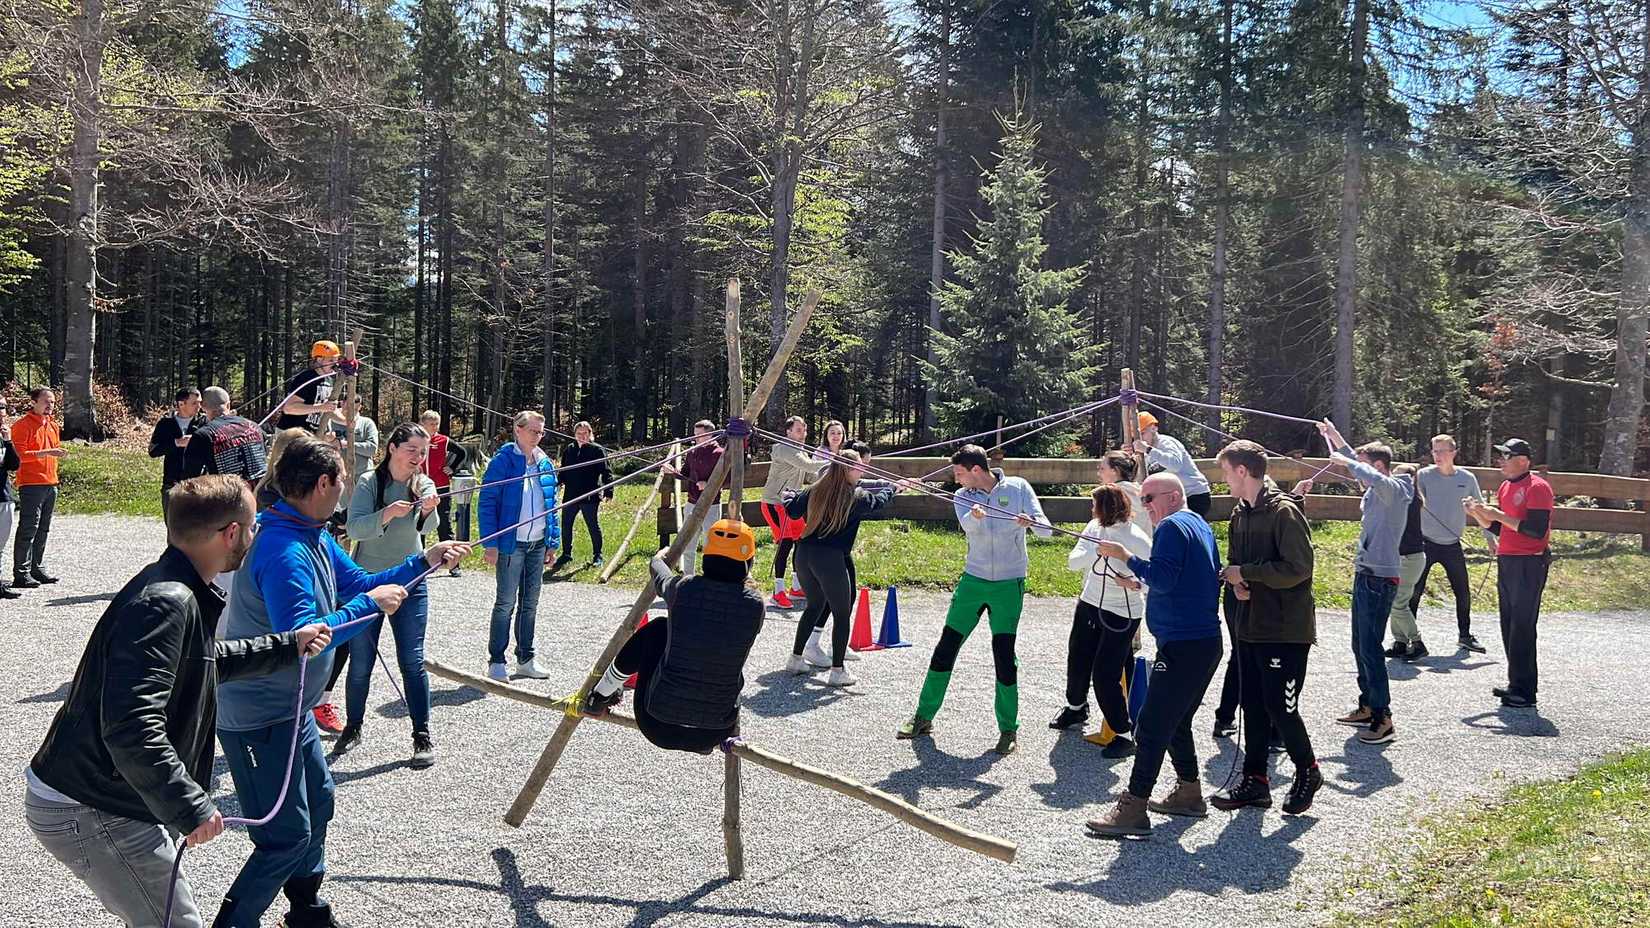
[480,411,560,682]
[1134,413,1213,517]
[418,409,468,554]
[1467,438,1553,709]
[0,399,19,599]
[663,420,725,579]
[553,420,613,571]
[184,387,270,487]
[275,341,342,433]
[149,387,205,508]
[760,415,827,608]
[330,395,379,482]
[12,387,65,589]
[1412,434,1493,654]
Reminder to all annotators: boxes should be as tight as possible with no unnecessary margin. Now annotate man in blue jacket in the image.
[213,433,468,928]
[481,410,561,682]
[1088,472,1224,838]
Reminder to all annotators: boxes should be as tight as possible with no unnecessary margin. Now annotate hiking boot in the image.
[1282,764,1323,815]
[312,703,345,734]
[1336,706,1372,727]
[771,590,795,609]
[409,732,436,769]
[1101,735,1136,759]
[1086,792,1151,838]
[1148,779,1208,818]
[1500,693,1537,709]
[1384,641,1407,658]
[994,730,1018,755]
[1211,773,1272,811]
[825,667,857,687]
[1358,713,1396,745]
[1403,640,1429,662]
[30,570,57,584]
[1459,634,1486,653]
[896,715,933,740]
[11,575,38,589]
[1212,718,1238,738]
[334,724,362,755]
[1049,705,1089,730]
[784,654,812,675]
[802,639,832,668]
[581,688,622,718]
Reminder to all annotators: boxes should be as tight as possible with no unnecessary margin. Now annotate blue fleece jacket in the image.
[1127,509,1223,644]
[217,501,425,732]
[478,443,561,556]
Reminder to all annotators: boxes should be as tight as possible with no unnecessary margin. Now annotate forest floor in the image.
[60,443,1650,612]
[5,513,1649,927]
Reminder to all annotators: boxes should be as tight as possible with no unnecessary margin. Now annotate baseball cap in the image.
[1494,438,1534,458]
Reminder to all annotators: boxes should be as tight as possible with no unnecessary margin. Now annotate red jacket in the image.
[421,433,452,489]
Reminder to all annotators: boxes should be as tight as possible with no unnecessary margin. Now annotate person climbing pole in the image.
[1135,412,1213,518]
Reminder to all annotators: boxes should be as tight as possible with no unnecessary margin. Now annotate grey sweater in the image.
[954,471,1054,582]
[1415,465,1495,547]
[1336,444,1414,578]
[347,470,439,571]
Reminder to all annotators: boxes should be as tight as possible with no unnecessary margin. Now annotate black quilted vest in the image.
[645,577,766,730]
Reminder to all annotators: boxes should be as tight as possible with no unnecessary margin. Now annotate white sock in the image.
[321,690,334,703]
[806,628,823,649]
[774,577,785,595]
[594,664,626,698]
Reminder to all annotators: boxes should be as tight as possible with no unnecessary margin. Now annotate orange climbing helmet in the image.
[1137,411,1159,432]
[703,519,756,562]
[311,340,342,359]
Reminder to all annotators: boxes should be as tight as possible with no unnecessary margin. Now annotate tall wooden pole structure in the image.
[505,283,821,832]
[340,327,364,505]
[721,278,746,878]
[1121,368,1146,477]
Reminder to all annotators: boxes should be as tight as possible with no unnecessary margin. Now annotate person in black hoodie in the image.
[150,388,206,511]
[553,420,614,571]
[0,398,20,599]
[24,475,331,928]
[1209,441,1323,816]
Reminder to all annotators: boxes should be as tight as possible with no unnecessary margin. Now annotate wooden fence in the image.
[659,456,1650,550]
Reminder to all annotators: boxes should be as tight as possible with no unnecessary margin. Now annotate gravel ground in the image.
[5,513,1649,927]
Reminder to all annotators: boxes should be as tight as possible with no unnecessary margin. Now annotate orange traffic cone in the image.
[623,614,651,689]
[848,588,882,652]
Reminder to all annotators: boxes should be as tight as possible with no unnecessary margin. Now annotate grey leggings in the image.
[792,544,855,667]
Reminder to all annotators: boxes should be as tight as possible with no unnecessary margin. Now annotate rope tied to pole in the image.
[724,417,752,440]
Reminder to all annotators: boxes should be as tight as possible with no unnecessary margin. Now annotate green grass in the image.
[55,443,1650,611]
[1336,749,1650,928]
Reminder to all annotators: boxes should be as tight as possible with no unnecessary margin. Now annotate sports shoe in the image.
[551,555,573,571]
[771,590,795,609]
[842,648,861,662]
[1148,779,1207,818]
[1358,714,1397,745]
[448,567,462,578]
[30,570,57,585]
[825,667,857,687]
[487,662,509,682]
[787,587,807,600]
[1384,641,1407,658]
[582,688,622,718]
[1336,706,1373,727]
[1403,640,1429,662]
[1101,735,1136,759]
[1086,792,1151,838]
[1500,693,1537,709]
[784,654,812,675]
[11,575,39,589]
[334,723,362,755]
[312,703,345,734]
[591,556,605,568]
[802,639,832,667]
[514,658,551,679]
[1268,734,1285,755]
[1459,634,1486,653]
[0,585,19,599]
[1049,705,1090,730]
[1211,773,1272,811]
[1212,718,1238,738]
[994,730,1018,755]
[1282,764,1323,815]
[410,732,436,769]
[896,715,933,740]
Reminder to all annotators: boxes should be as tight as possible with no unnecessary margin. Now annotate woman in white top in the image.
[1096,450,1154,539]
[1054,484,1153,758]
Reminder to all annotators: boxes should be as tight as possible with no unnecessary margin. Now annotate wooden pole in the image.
[504,285,821,828]
[721,278,747,879]
[600,441,680,583]
[340,328,364,505]
[423,659,1017,865]
[1121,368,1145,478]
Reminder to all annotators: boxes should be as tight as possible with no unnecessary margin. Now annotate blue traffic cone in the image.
[875,586,912,648]
[1127,655,1150,726]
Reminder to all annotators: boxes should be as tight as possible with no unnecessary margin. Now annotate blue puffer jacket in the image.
[479,443,561,555]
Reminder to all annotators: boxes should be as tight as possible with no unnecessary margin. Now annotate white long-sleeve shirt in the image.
[1146,433,1212,496]
[1068,518,1153,616]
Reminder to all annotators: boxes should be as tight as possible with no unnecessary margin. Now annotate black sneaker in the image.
[0,585,19,599]
[1268,734,1285,755]
[1049,705,1089,730]
[1459,634,1486,653]
[11,576,39,589]
[1282,765,1323,815]
[581,688,622,718]
[410,732,436,769]
[334,724,362,755]
[551,556,573,571]
[1212,718,1238,738]
[1210,773,1272,811]
[1403,640,1429,662]
[1501,693,1537,709]
[1101,735,1136,759]
[30,570,58,584]
[1384,641,1407,658]
[1492,686,1510,699]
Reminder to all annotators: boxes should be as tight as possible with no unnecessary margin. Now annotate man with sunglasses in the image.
[25,475,334,928]
[1466,438,1553,709]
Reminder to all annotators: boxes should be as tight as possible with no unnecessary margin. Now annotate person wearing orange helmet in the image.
[1134,412,1214,519]
[581,519,766,753]
[275,340,344,433]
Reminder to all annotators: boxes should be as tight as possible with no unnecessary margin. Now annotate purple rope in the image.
[1135,390,1324,427]
[915,397,1121,482]
[427,436,702,502]
[877,396,1120,459]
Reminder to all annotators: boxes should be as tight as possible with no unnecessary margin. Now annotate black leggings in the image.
[325,646,349,692]
[560,499,604,559]
[811,555,856,630]
[793,544,854,667]
[617,618,732,754]
[1414,539,1472,636]
[1237,641,1315,776]
[1214,611,1240,725]
[1127,635,1221,798]
[774,537,795,578]
[1065,601,1137,734]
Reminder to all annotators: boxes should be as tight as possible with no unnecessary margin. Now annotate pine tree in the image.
[924,113,1093,450]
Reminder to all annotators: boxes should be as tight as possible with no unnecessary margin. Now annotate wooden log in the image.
[1121,369,1145,477]
[600,441,679,584]
[422,658,1017,865]
[721,278,747,881]
[340,328,364,505]
[505,285,821,828]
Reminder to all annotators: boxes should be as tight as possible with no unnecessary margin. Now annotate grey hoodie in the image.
[1336,443,1414,578]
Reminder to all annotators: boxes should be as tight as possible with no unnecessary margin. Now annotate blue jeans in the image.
[489,540,545,665]
[344,583,430,732]
[217,714,333,927]
[1351,571,1399,715]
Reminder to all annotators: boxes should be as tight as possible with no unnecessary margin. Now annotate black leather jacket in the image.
[30,546,299,832]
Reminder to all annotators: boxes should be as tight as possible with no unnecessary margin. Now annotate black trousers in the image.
[1214,611,1241,725]
[793,544,855,666]
[1237,641,1315,776]
[1187,492,1212,519]
[560,499,603,559]
[1128,635,1221,798]
[325,646,349,692]
[434,495,454,543]
[1414,539,1472,636]
[618,618,732,754]
[1497,553,1550,700]
[1065,601,1138,734]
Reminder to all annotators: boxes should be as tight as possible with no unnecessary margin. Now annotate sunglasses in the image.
[1139,493,1157,505]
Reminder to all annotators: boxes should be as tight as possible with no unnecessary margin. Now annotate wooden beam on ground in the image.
[722,278,747,880]
[504,284,821,829]
[423,658,1017,865]
[599,441,679,584]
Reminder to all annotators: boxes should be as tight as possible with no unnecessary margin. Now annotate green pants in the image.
[1388,552,1427,644]
[915,573,1026,732]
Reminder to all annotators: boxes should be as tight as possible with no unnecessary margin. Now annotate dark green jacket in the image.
[1224,486,1316,644]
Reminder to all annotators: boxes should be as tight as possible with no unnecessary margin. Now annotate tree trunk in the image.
[923,4,950,442]
[1332,0,1368,433]
[1598,115,1650,475]
[62,0,106,439]
[541,0,558,422]
[632,168,649,442]
[1125,0,1151,373]
[1205,0,1233,433]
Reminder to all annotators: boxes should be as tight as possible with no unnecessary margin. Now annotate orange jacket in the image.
[13,412,61,486]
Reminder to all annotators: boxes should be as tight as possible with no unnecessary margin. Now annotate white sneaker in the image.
[802,640,832,667]
[785,654,813,675]
[826,667,857,687]
[843,649,861,661]
[487,662,509,682]
[514,658,551,679]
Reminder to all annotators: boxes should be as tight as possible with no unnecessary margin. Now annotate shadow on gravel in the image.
[1386,654,1495,681]
[1051,812,1315,903]
[377,685,486,720]
[743,669,850,718]
[876,738,1006,809]
[1317,739,1402,799]
[16,681,70,704]
[45,592,116,607]
[1030,733,1123,810]
[330,759,408,784]
[1462,707,1560,737]
[337,847,964,928]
